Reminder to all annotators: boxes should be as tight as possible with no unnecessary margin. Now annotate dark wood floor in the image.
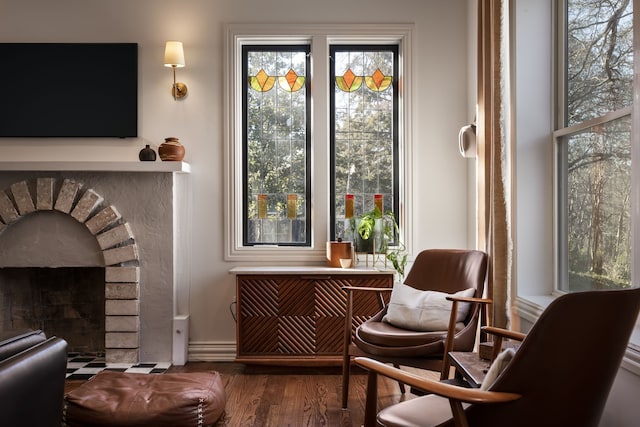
[65,361,434,426]
[169,362,421,427]
[178,362,431,426]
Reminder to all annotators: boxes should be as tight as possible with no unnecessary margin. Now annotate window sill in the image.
[514,294,640,377]
[225,245,326,262]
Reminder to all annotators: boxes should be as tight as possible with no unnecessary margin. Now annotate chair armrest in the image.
[482,326,526,342]
[446,296,493,305]
[0,329,47,361]
[481,326,525,362]
[445,296,493,339]
[342,286,393,316]
[356,357,520,404]
[342,286,394,356]
[440,296,493,380]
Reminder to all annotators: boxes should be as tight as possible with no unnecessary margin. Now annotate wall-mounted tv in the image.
[0,43,138,138]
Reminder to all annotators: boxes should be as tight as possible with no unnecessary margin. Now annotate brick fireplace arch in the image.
[0,177,140,363]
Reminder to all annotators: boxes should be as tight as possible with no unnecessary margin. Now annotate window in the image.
[243,46,311,246]
[555,0,633,291]
[225,24,413,261]
[330,45,399,242]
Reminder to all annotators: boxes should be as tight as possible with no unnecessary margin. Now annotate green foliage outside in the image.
[564,0,632,290]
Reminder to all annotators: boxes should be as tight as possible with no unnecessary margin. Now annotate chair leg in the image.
[364,369,379,427]
[342,290,355,409]
[440,357,452,380]
[449,399,470,427]
[393,364,406,394]
[341,351,351,408]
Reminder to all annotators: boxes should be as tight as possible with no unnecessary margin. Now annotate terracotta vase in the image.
[158,137,185,161]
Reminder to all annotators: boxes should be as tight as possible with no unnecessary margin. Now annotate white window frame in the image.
[511,0,640,373]
[554,0,639,355]
[223,23,414,262]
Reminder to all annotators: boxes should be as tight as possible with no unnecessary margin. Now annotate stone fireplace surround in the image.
[0,162,191,364]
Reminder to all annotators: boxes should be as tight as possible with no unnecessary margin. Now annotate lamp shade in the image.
[164,41,185,68]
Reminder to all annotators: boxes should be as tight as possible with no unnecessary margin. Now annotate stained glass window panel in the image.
[243,46,311,246]
[330,46,399,242]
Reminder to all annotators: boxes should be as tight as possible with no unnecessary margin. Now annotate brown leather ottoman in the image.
[63,370,226,427]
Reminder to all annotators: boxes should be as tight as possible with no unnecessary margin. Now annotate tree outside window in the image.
[557,0,632,291]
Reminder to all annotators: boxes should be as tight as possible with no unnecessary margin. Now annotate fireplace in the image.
[0,162,191,364]
[0,267,105,354]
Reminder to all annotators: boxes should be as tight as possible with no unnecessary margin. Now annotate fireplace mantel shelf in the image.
[0,161,191,173]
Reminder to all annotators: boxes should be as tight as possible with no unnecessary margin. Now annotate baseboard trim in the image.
[188,341,237,362]
[621,346,640,376]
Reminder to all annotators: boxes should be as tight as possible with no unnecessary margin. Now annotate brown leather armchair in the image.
[356,287,640,427]
[341,249,489,408]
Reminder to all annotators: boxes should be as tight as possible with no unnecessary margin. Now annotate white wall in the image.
[0,0,472,358]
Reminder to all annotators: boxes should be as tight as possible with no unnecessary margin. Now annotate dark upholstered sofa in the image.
[0,329,68,426]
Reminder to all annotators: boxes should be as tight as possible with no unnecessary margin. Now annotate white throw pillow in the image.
[382,283,476,332]
[480,347,516,390]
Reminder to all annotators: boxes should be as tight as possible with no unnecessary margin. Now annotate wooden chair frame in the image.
[342,285,492,408]
[354,288,640,427]
[356,356,521,427]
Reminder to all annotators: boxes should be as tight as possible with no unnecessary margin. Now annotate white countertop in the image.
[229,266,395,275]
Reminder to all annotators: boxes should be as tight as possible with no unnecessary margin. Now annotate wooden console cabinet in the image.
[231,267,394,365]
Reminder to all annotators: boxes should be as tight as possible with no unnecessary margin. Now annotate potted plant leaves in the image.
[350,206,408,277]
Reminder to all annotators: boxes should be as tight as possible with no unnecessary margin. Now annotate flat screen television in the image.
[0,43,138,138]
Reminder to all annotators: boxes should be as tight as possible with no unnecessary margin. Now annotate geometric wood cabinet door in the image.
[235,271,394,365]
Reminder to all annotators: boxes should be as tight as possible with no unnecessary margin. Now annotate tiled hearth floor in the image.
[65,353,171,381]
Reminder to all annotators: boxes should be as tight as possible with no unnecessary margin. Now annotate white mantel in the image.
[0,165,191,364]
[0,161,191,173]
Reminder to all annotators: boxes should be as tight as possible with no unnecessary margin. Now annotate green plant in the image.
[351,206,408,276]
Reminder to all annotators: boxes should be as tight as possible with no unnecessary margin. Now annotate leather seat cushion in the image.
[63,370,226,427]
[377,394,461,427]
[357,318,446,348]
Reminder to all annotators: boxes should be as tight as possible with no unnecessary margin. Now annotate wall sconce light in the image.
[164,41,188,100]
[458,123,477,158]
